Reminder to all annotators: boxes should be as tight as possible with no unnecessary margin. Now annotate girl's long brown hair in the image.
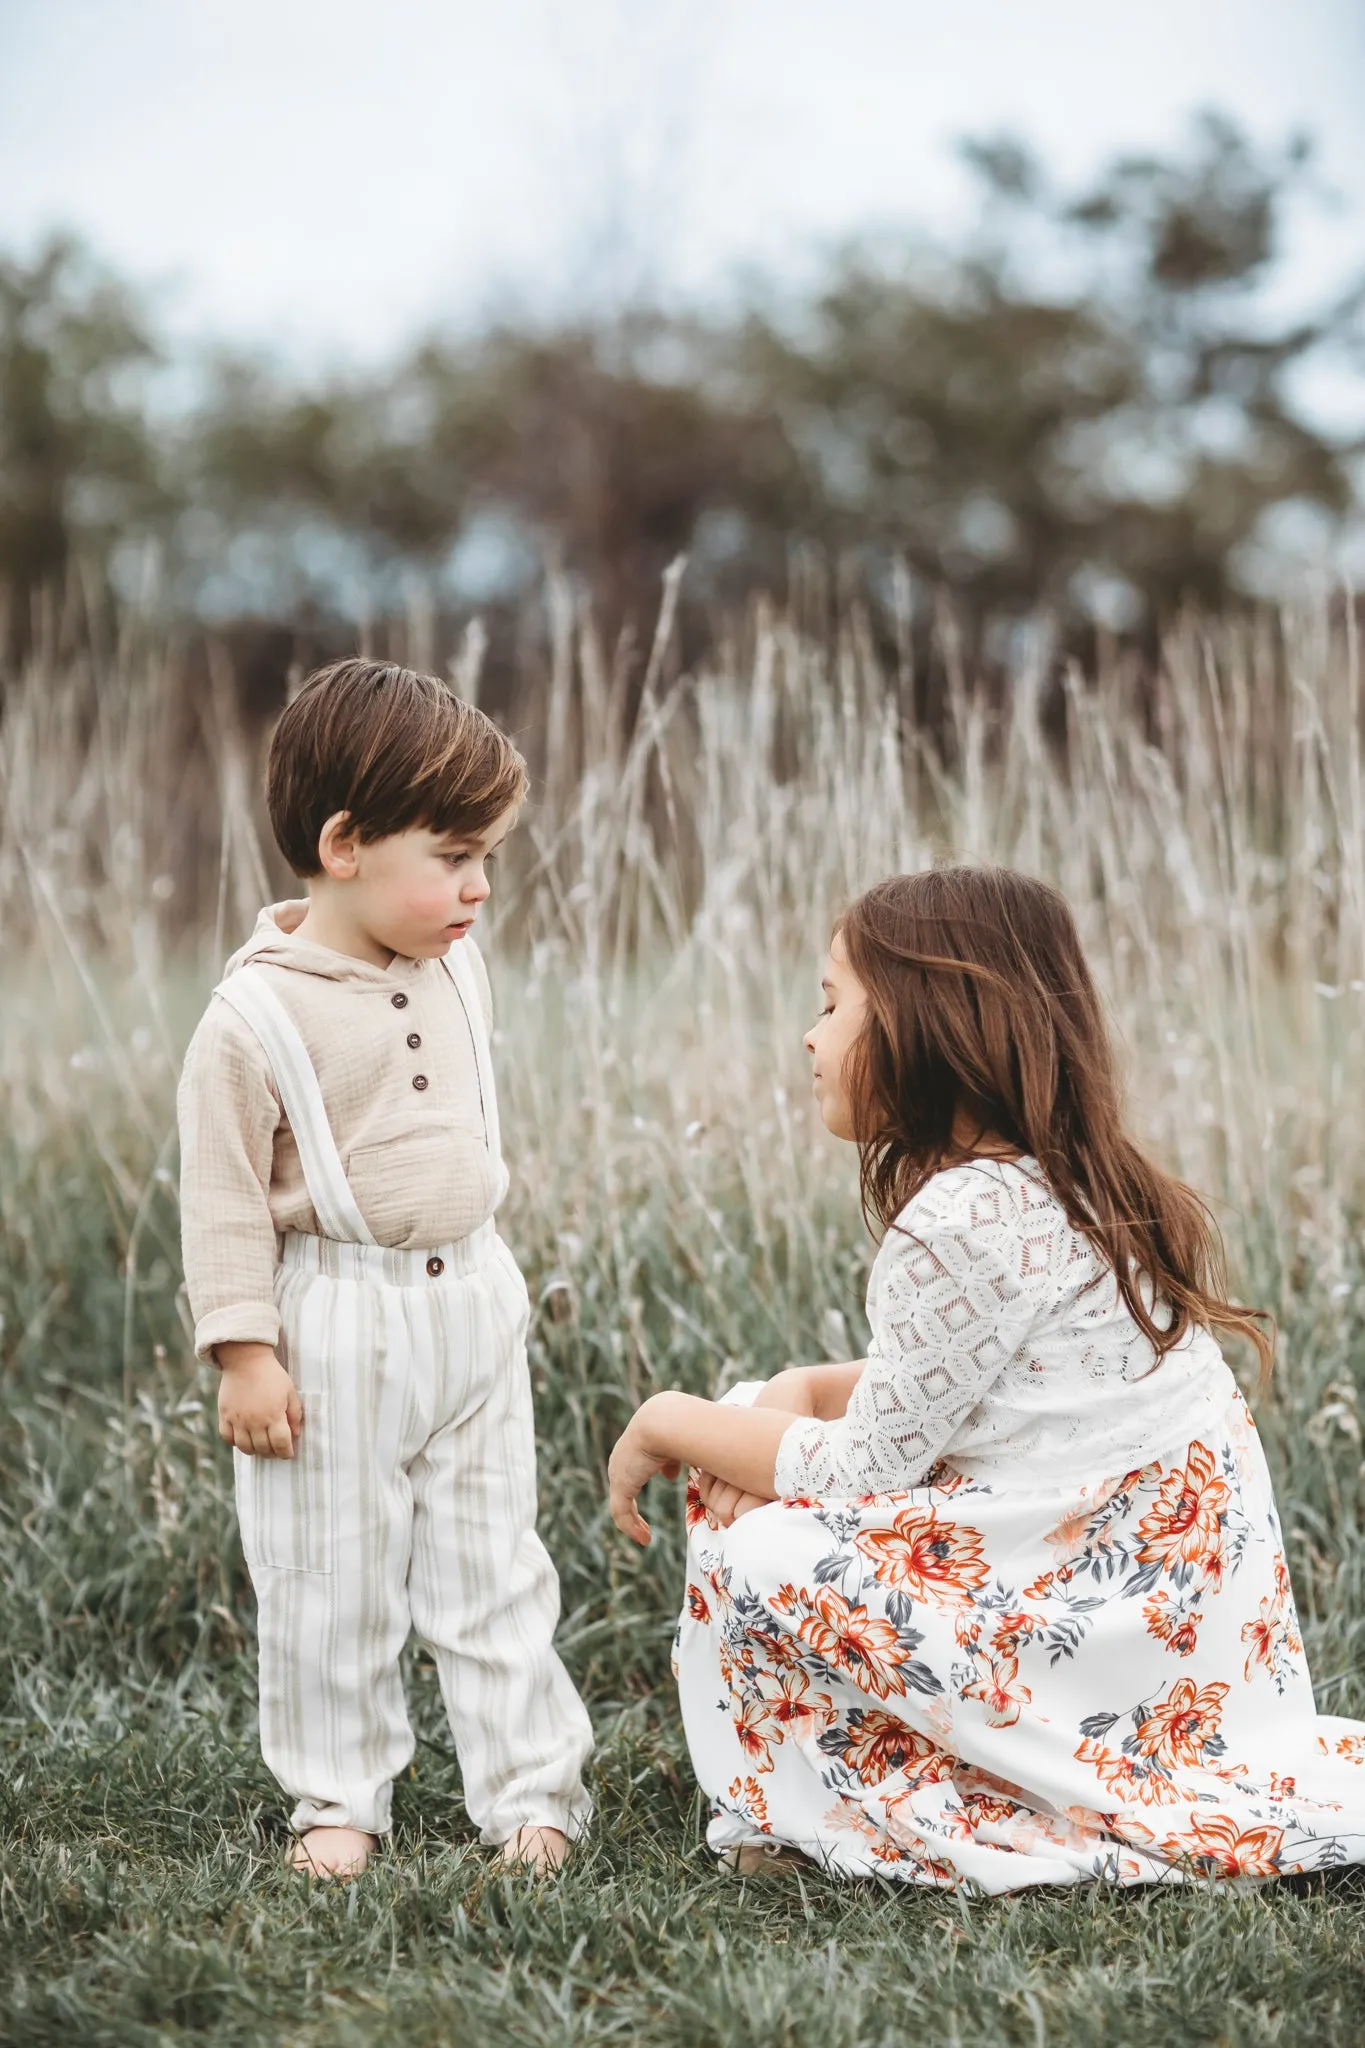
[837,867,1274,1379]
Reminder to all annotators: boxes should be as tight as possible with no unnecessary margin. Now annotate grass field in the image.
[5,594,1365,2044]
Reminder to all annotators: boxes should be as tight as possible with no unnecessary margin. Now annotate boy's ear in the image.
[316,811,361,881]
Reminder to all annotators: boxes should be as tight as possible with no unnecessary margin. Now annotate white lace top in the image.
[773,1157,1240,1500]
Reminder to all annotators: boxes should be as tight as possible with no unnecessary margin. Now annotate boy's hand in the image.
[215,1342,304,1458]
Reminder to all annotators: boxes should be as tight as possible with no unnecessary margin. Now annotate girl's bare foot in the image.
[288,1825,378,1878]
[719,1841,808,1875]
[496,1824,570,1875]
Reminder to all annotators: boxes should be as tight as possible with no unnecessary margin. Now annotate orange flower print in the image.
[686,1583,711,1624]
[1334,1733,1365,1763]
[854,1507,990,1602]
[991,1611,1040,1654]
[794,1586,912,1700]
[733,1697,776,1771]
[836,1711,953,1788]
[753,1667,837,1744]
[1143,1591,1204,1658]
[1134,1442,1229,1578]
[963,1791,1020,1828]
[960,1653,1032,1728]
[1043,1500,1101,1562]
[1024,1569,1056,1601]
[881,1794,958,1880]
[727,1776,772,1833]
[755,1628,806,1671]
[684,1476,711,1532]
[1133,1678,1229,1770]
[1240,1557,1303,1686]
[1075,1738,1183,1808]
[823,1795,905,1861]
[1159,1813,1284,1879]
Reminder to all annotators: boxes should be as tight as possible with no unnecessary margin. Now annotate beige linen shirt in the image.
[177,901,508,1362]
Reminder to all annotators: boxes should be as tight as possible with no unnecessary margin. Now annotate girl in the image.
[608,867,1365,1889]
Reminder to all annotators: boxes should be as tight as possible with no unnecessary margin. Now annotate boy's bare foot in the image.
[719,1841,808,1875]
[288,1825,378,1878]
[496,1824,570,1875]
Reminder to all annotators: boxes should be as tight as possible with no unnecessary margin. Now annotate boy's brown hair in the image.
[267,659,528,876]
[836,865,1275,1381]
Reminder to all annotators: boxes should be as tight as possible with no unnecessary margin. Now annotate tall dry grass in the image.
[2,583,1365,1710]
[7,582,1365,2043]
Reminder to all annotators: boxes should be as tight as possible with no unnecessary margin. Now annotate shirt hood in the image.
[221,901,427,987]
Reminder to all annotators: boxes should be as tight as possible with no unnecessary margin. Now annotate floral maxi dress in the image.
[674,1158,1365,1889]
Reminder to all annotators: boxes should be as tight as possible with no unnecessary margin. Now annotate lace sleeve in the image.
[772,1187,1053,1498]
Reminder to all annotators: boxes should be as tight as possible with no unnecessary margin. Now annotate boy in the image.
[177,657,593,1879]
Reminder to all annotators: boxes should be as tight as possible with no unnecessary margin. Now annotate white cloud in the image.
[1,0,1361,363]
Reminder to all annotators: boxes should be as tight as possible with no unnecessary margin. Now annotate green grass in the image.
[7,597,1365,2040]
[4,1172,1365,2047]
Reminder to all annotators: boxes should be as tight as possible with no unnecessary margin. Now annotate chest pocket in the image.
[234,1389,334,1574]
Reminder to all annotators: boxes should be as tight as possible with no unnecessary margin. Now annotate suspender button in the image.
[426,1255,445,1278]
[391,992,409,1009]
[412,1073,429,1091]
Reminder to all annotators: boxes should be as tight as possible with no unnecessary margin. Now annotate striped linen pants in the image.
[215,947,594,1844]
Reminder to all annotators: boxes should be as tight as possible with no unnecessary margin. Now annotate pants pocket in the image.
[234,1388,335,1574]
[493,1236,532,1327]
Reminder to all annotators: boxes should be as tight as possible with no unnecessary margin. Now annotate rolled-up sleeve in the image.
[772,1211,1047,1498]
[176,1001,283,1361]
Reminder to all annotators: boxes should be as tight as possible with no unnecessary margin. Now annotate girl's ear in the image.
[316,811,361,881]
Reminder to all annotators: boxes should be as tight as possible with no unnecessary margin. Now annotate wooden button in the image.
[407,1032,421,1049]
[426,1255,445,1277]
[412,1074,429,1091]
[391,991,409,1009]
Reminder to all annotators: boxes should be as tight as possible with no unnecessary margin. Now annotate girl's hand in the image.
[695,1469,774,1527]
[608,1411,681,1547]
[216,1342,304,1458]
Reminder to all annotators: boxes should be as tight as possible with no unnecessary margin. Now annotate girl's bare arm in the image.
[752,1359,867,1420]
[608,1359,869,1545]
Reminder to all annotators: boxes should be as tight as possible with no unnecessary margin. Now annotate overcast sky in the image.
[3,0,1364,367]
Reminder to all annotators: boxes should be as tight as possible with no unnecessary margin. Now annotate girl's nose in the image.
[464,868,492,903]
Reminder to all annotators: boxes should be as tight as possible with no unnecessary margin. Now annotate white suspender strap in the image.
[442,941,502,1161]
[213,970,380,1247]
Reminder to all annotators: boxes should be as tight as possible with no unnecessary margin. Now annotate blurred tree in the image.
[0,117,1359,660]
[0,234,165,645]
[742,114,1363,625]
[186,318,803,636]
